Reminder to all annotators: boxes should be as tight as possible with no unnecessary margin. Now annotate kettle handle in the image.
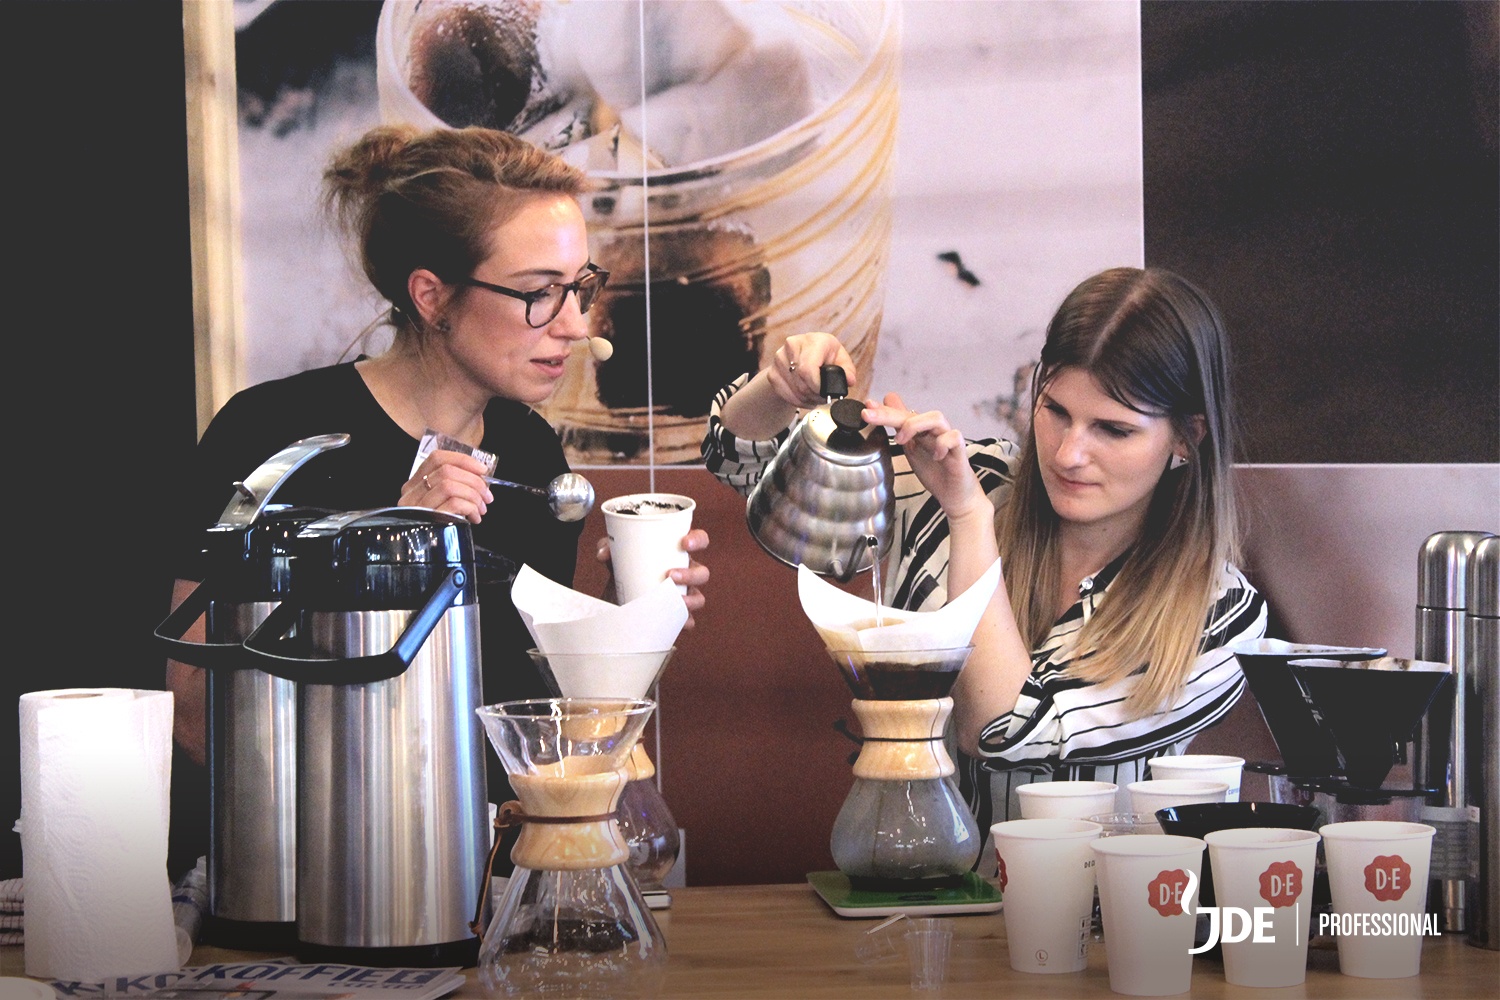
[240,567,467,685]
[153,580,250,671]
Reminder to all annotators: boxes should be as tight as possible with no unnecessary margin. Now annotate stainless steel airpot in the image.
[153,432,350,949]
[746,364,896,581]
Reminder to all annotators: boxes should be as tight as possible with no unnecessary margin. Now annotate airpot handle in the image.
[240,567,466,685]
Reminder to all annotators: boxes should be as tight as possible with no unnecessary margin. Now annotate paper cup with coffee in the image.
[602,493,696,604]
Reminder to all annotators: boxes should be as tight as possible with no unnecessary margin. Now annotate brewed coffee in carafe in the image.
[827,646,982,886]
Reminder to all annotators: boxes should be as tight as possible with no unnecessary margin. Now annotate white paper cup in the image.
[602,493,695,604]
[1319,821,1436,979]
[1148,754,1245,802]
[1016,781,1119,821]
[1128,779,1229,815]
[991,818,1101,974]
[1091,834,1204,995]
[1203,827,1321,987]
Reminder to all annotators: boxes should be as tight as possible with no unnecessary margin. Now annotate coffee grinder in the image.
[1234,640,1453,821]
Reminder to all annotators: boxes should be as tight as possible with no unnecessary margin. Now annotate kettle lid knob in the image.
[829,398,867,434]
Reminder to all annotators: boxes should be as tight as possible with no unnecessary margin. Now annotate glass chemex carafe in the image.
[474,698,666,998]
[527,649,681,903]
[826,646,982,884]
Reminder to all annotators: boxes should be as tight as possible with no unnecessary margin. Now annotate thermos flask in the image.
[154,433,349,948]
[242,507,489,967]
[1468,534,1500,949]
[1415,530,1495,933]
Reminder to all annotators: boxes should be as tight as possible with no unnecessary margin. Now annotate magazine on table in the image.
[45,962,464,1000]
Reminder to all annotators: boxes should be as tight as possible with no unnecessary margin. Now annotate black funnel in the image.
[1232,641,1386,780]
[1234,641,1453,788]
[1288,657,1452,789]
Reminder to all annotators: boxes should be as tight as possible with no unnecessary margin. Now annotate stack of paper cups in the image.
[19,688,179,981]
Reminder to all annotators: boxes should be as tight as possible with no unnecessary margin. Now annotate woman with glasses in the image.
[703,266,1265,847]
[165,125,709,816]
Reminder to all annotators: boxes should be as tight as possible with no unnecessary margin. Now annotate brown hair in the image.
[323,124,588,339]
[996,266,1242,713]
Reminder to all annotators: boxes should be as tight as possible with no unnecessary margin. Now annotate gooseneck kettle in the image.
[240,506,489,968]
[746,364,896,581]
[154,432,349,949]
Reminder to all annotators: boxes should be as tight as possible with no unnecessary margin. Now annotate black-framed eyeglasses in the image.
[455,262,609,328]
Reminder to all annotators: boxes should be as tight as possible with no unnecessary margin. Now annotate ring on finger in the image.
[788,361,797,373]
[422,474,432,491]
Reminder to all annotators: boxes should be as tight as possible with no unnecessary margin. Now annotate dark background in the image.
[2,0,1495,881]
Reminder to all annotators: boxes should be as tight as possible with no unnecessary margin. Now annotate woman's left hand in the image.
[596,528,712,628]
[864,392,992,523]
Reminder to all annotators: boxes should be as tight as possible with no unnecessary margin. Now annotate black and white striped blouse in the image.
[703,373,1269,833]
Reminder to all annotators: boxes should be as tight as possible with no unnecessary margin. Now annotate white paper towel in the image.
[19,688,179,981]
[797,557,1004,653]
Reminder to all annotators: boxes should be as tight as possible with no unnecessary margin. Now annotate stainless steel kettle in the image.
[746,365,896,581]
[241,506,489,968]
[153,432,349,949]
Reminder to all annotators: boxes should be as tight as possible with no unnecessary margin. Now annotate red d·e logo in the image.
[1147,869,1190,917]
[1364,854,1412,901]
[995,852,1008,892]
[1258,860,1304,908]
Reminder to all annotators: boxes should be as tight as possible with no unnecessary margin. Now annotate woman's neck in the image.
[356,347,487,445]
[1054,518,1141,612]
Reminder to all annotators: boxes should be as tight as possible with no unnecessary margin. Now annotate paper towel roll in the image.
[19,688,179,981]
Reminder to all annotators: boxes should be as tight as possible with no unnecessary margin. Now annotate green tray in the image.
[807,870,1003,918]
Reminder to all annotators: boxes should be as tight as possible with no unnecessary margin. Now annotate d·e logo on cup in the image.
[995,852,1008,892]
[1364,854,1413,902]
[1147,868,1192,917]
[1259,859,1303,908]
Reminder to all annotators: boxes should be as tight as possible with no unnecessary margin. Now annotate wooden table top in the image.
[5,882,1497,998]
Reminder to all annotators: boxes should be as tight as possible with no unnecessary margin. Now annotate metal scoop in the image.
[483,472,595,522]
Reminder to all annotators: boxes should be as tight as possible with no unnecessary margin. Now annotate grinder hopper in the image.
[1233,640,1453,788]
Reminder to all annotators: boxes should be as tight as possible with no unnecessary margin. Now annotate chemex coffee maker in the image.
[1232,639,1454,823]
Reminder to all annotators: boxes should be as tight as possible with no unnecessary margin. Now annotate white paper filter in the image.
[797,558,1003,652]
[511,565,687,697]
[19,688,179,980]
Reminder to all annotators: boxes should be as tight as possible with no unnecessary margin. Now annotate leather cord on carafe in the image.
[468,799,622,937]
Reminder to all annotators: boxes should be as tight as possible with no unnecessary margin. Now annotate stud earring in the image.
[435,318,452,333]
[1169,453,1188,470]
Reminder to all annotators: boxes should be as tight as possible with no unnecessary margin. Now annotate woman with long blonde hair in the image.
[704,266,1266,834]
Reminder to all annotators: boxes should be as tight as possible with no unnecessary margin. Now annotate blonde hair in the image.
[996,267,1241,714]
[322,124,588,342]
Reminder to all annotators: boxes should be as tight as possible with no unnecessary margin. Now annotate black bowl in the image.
[1154,801,1322,839]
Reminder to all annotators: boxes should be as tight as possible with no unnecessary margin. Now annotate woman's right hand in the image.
[767,332,857,409]
[400,450,494,524]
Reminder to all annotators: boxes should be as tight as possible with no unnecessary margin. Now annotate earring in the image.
[1170,453,1188,470]
[435,318,451,333]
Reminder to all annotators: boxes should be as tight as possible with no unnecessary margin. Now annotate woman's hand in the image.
[719,332,857,440]
[400,451,494,524]
[596,528,712,628]
[863,392,992,524]
[768,332,857,409]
